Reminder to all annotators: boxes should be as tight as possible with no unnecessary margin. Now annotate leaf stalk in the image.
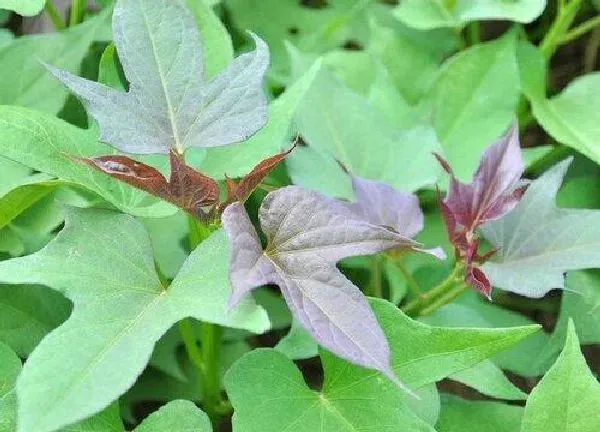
[402,261,465,317]
[539,0,583,60]
[45,1,66,30]
[183,215,226,423]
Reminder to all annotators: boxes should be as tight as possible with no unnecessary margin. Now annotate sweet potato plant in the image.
[0,0,599,431]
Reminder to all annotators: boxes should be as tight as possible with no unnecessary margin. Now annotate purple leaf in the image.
[438,124,524,232]
[436,124,525,296]
[221,202,275,307]
[346,177,424,238]
[345,177,446,259]
[222,186,422,387]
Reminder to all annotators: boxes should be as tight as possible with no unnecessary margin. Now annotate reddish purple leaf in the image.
[221,145,296,209]
[167,151,220,216]
[76,151,220,219]
[79,155,170,198]
[436,124,525,296]
[437,124,524,233]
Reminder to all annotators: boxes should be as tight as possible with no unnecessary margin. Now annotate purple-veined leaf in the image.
[222,186,426,389]
[47,0,269,155]
[436,124,526,296]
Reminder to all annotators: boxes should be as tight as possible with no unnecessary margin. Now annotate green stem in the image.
[584,27,600,72]
[185,216,224,423]
[419,283,468,316]
[201,322,223,421]
[539,0,583,60]
[45,1,66,30]
[402,262,464,316]
[69,0,86,27]
[467,22,480,45]
[391,257,422,300]
[559,14,600,45]
[178,319,205,372]
[368,255,383,299]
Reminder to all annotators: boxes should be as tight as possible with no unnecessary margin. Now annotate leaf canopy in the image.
[226,299,540,432]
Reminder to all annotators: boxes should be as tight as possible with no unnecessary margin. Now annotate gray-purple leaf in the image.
[481,158,600,298]
[47,0,269,155]
[343,177,445,259]
[222,187,421,386]
[346,176,424,238]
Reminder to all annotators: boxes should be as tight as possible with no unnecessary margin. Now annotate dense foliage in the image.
[0,0,599,431]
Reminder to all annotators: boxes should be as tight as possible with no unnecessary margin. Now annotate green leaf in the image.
[274,320,318,360]
[0,0,45,16]
[0,284,71,357]
[394,0,546,30]
[0,106,176,217]
[367,299,540,389]
[198,58,322,179]
[437,395,523,432]
[225,348,435,432]
[521,320,600,432]
[185,0,233,79]
[0,343,124,432]
[433,32,520,180]
[532,74,600,167]
[367,20,456,103]
[545,271,600,360]
[141,211,188,280]
[225,0,373,82]
[0,208,268,432]
[422,292,552,376]
[134,400,211,432]
[292,64,442,195]
[518,41,600,166]
[286,145,354,199]
[226,298,539,431]
[0,178,58,230]
[0,9,109,113]
[0,342,21,397]
[482,158,600,298]
[449,359,527,400]
[0,342,22,432]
